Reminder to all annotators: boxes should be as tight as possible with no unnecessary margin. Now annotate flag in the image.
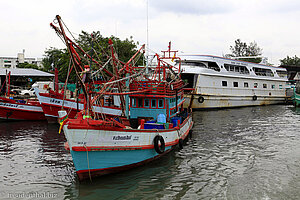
[171,54,176,62]
[59,115,68,134]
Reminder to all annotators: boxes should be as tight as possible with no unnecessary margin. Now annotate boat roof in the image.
[180,55,286,70]
[0,68,54,77]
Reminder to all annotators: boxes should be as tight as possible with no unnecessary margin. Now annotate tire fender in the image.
[153,135,165,154]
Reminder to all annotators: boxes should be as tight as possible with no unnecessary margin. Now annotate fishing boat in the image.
[180,55,288,109]
[0,97,45,121]
[52,15,193,180]
[0,72,45,121]
[35,88,122,123]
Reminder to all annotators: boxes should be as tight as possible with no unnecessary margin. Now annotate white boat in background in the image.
[180,55,288,109]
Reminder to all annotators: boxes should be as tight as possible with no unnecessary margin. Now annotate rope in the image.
[84,144,92,182]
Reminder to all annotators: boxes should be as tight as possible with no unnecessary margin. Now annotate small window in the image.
[144,99,149,107]
[132,98,136,107]
[138,98,143,108]
[222,81,227,87]
[233,82,238,87]
[271,85,275,89]
[151,99,157,108]
[244,82,249,88]
[158,99,164,108]
[263,84,267,88]
[279,85,283,89]
[254,83,258,88]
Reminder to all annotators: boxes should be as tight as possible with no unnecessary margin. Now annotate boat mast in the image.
[54,15,90,113]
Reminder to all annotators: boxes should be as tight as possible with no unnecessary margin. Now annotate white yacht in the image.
[179,55,288,109]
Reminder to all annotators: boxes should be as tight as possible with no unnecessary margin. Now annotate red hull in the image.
[0,104,45,121]
[41,103,78,121]
[0,108,45,120]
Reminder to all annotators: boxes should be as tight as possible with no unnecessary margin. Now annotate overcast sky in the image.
[1,0,300,65]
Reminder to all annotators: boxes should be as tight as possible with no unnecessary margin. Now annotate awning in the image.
[0,68,54,77]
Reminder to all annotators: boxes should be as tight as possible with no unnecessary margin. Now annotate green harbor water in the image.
[0,105,300,199]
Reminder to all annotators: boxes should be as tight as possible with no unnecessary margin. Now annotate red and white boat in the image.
[0,71,45,121]
[0,97,45,121]
[35,89,122,123]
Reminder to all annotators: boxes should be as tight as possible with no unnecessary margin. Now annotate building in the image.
[0,50,43,68]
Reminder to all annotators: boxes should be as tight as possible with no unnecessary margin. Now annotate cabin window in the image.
[158,99,164,108]
[224,64,249,74]
[244,82,249,87]
[253,67,274,77]
[263,84,267,88]
[276,70,287,78]
[181,61,207,68]
[151,99,157,108]
[222,81,227,87]
[132,98,136,107]
[233,82,238,87]
[271,85,275,89]
[138,98,143,108]
[207,62,220,72]
[254,83,258,88]
[144,99,149,107]
[279,85,283,89]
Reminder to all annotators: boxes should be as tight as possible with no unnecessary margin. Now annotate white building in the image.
[0,51,43,68]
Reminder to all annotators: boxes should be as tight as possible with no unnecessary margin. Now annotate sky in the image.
[1,0,300,65]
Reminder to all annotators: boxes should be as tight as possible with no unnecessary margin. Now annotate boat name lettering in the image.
[0,102,18,108]
[113,135,132,140]
[50,99,61,104]
[133,136,139,141]
[77,142,86,145]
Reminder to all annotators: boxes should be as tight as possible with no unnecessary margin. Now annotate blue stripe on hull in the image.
[70,146,172,172]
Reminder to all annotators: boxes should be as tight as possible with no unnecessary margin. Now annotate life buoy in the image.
[252,95,257,101]
[178,138,183,149]
[153,135,165,154]
[198,96,204,103]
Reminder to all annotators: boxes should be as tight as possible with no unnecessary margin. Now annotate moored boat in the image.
[53,15,193,180]
[0,97,45,121]
[58,53,193,180]
[180,55,288,109]
[35,88,122,123]
[0,72,45,121]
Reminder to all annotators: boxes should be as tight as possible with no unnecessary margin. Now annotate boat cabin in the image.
[128,80,186,129]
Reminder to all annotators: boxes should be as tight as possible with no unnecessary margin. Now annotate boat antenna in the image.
[146,0,149,73]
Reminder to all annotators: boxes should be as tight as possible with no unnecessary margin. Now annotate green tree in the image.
[227,39,263,63]
[42,31,142,82]
[280,55,300,66]
[42,47,72,82]
[18,63,39,70]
